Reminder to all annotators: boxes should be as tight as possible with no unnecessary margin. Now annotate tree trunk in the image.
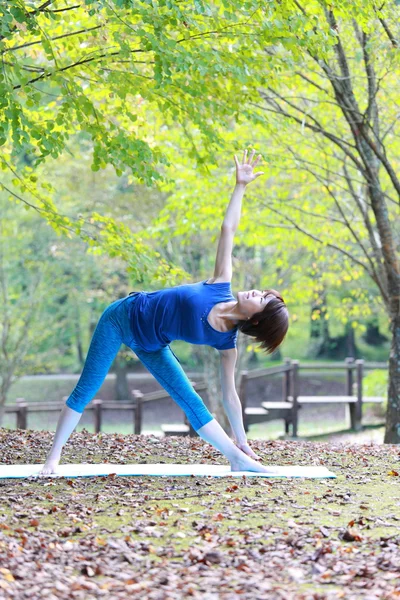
[0,377,13,428]
[75,305,84,367]
[384,317,400,444]
[191,345,204,369]
[201,346,230,433]
[0,399,5,428]
[310,290,329,339]
[308,286,332,358]
[363,318,389,346]
[115,356,130,401]
[345,322,357,359]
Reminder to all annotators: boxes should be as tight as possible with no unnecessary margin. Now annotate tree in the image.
[244,3,399,442]
[0,195,72,425]
[138,2,399,441]
[2,1,398,440]
[0,0,308,288]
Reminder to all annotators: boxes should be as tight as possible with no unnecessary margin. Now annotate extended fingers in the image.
[243,149,256,164]
[236,149,263,170]
[252,154,262,168]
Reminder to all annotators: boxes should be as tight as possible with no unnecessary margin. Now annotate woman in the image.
[40,149,289,476]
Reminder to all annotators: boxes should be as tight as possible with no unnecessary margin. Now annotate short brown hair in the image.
[237,289,289,355]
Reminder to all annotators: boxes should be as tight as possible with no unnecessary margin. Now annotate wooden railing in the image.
[239,357,387,437]
[4,358,387,437]
[4,381,208,435]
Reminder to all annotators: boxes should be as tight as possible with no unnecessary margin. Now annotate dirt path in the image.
[322,427,385,445]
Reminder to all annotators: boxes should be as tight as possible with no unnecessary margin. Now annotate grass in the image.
[0,427,399,599]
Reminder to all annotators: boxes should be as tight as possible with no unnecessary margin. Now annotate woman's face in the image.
[237,289,276,319]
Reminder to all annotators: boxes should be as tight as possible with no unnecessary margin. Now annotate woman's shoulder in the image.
[204,277,232,285]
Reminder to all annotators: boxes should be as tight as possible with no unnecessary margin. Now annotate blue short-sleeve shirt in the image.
[128,279,238,352]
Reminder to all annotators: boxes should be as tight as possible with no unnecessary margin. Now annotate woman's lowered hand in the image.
[235,440,262,461]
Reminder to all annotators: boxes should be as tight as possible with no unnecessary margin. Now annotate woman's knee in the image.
[65,396,85,414]
[192,410,214,432]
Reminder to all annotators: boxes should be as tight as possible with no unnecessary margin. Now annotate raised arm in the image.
[215,150,264,459]
[212,150,264,283]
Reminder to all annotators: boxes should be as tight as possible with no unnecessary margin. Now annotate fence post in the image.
[92,399,102,433]
[291,360,300,438]
[16,398,27,430]
[350,359,364,432]
[239,370,248,432]
[345,356,355,431]
[283,358,291,434]
[345,357,354,396]
[282,358,291,401]
[132,389,143,435]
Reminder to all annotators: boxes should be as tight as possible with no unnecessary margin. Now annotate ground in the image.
[0,428,399,600]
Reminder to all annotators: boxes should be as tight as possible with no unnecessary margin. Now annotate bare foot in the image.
[38,458,60,477]
[230,453,278,474]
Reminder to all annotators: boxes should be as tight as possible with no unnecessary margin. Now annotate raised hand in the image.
[234,149,264,186]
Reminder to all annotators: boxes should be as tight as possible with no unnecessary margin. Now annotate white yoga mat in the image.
[0,463,336,479]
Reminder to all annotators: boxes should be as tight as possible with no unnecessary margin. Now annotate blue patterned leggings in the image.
[65,295,214,431]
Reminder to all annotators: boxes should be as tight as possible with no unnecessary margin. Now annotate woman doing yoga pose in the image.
[40,149,289,476]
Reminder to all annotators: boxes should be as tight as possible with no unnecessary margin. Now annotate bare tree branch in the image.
[373,3,399,48]
[263,202,391,306]
[276,139,391,287]
[322,176,388,300]
[342,160,386,268]
[32,1,55,12]
[293,70,330,95]
[322,9,400,200]
[252,96,367,175]
[352,21,380,140]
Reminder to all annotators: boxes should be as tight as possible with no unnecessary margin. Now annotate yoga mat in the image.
[0,463,336,479]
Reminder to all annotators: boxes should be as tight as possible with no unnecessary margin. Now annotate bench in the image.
[161,424,190,436]
[244,407,268,424]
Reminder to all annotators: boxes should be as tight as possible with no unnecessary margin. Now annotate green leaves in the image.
[2,0,396,304]
[1,0,315,181]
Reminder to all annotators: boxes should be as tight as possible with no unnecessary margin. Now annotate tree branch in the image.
[252,94,367,175]
[322,177,388,300]
[293,70,330,95]
[11,23,257,90]
[263,203,382,285]
[373,3,399,48]
[32,1,55,12]
[43,4,81,13]
[342,160,386,266]
[3,25,104,55]
[306,8,400,201]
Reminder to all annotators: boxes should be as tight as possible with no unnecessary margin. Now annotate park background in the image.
[0,0,398,443]
[1,4,400,599]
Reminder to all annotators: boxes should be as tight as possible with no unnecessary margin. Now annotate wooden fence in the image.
[4,357,387,437]
[4,381,207,435]
[239,357,386,437]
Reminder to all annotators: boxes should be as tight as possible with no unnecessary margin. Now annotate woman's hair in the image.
[237,288,289,355]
